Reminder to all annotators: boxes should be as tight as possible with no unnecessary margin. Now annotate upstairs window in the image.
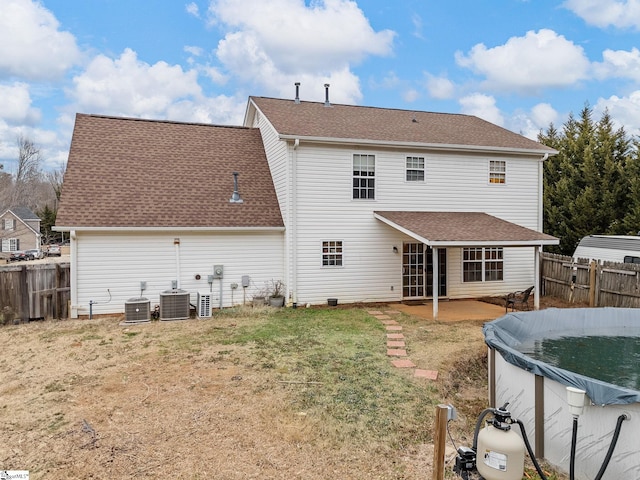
[489,160,506,184]
[463,247,503,282]
[353,154,375,199]
[322,241,343,266]
[2,219,15,230]
[406,156,425,181]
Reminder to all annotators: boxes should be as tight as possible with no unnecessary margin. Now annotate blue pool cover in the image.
[483,307,640,405]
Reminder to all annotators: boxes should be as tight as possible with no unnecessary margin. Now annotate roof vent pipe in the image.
[230,171,243,203]
[324,83,330,107]
[294,82,300,104]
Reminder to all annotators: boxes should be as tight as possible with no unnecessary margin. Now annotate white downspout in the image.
[174,238,181,289]
[291,138,299,305]
[70,230,78,318]
[536,153,548,311]
[538,153,548,232]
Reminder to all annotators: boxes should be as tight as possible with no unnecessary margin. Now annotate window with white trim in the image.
[463,247,503,282]
[1,238,19,252]
[322,240,343,266]
[406,156,425,181]
[353,154,375,199]
[489,160,506,184]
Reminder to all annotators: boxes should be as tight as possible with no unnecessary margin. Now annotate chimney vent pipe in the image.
[324,83,330,107]
[295,82,300,104]
[230,171,243,203]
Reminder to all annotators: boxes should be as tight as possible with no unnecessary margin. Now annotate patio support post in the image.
[432,246,439,320]
[534,246,540,310]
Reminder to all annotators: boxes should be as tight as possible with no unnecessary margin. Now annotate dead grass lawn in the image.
[0,301,565,479]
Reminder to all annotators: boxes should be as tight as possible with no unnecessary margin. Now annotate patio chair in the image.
[505,286,534,312]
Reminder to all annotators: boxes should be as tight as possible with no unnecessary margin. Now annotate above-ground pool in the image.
[483,308,639,480]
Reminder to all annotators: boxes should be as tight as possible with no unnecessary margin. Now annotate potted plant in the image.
[268,280,286,307]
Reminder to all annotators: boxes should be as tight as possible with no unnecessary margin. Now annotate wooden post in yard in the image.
[432,404,449,480]
[589,260,597,307]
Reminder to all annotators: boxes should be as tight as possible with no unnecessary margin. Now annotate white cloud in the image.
[563,0,640,29]
[593,47,640,80]
[508,103,560,140]
[459,93,505,126]
[594,91,640,136]
[0,0,80,81]
[70,49,203,118]
[530,103,560,127]
[184,45,204,57]
[403,89,420,103]
[424,74,455,100]
[0,82,40,125]
[208,0,395,102]
[455,29,590,93]
[411,13,424,40]
[186,2,200,17]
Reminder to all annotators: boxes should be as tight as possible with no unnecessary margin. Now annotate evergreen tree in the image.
[540,106,633,255]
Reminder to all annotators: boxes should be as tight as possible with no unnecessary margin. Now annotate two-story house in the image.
[55,92,558,318]
[0,206,41,254]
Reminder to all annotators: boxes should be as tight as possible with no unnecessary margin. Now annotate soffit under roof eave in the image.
[53,226,286,233]
[279,134,558,157]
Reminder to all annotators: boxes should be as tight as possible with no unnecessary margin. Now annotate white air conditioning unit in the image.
[197,292,212,318]
[159,289,190,321]
[124,297,150,323]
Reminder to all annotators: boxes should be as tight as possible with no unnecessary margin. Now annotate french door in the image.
[402,243,447,298]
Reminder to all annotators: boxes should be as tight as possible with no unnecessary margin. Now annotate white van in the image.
[573,235,640,264]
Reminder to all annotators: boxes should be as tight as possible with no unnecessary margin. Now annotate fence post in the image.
[432,404,449,480]
[589,260,597,307]
[19,265,29,322]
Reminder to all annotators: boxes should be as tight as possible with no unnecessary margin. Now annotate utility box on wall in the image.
[213,265,224,279]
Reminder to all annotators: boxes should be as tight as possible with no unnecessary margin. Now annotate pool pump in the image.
[454,403,546,480]
[475,405,525,480]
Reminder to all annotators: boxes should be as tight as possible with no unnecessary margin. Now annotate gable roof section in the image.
[248,96,556,155]
[8,206,40,221]
[56,114,284,230]
[0,207,40,235]
[374,211,559,247]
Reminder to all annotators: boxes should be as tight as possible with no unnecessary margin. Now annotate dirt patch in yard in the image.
[0,300,568,479]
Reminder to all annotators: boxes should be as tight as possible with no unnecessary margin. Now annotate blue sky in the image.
[2,0,640,171]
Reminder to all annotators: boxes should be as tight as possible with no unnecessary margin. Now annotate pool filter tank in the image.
[476,406,525,480]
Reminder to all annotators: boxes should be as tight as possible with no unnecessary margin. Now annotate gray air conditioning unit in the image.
[159,289,190,321]
[124,297,151,323]
[197,291,212,318]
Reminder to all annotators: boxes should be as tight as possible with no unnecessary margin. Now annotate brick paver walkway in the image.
[368,309,439,380]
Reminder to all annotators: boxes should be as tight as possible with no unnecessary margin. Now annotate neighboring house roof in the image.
[374,211,559,247]
[248,96,557,155]
[7,206,40,221]
[56,114,284,230]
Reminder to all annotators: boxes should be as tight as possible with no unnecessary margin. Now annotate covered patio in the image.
[374,211,559,319]
[392,298,507,322]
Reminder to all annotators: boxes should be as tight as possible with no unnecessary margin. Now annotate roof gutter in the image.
[279,134,557,156]
[53,226,286,233]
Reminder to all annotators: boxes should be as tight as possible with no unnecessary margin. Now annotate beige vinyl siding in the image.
[72,231,284,316]
[290,143,542,305]
[0,213,40,251]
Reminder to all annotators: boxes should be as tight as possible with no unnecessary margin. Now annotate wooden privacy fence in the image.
[541,252,640,308]
[0,262,70,322]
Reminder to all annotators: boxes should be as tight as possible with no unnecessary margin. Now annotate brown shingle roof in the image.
[250,97,556,153]
[374,211,558,246]
[56,114,283,229]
